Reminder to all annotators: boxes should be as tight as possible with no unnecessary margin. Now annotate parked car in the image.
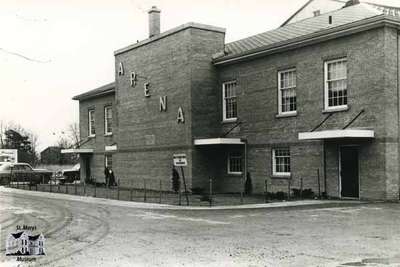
[0,162,52,185]
[53,164,80,184]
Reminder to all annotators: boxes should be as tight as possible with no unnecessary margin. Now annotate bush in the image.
[292,188,315,199]
[244,172,252,195]
[200,195,210,202]
[191,187,205,195]
[267,191,287,200]
[171,168,180,193]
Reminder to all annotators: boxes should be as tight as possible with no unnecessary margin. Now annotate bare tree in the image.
[68,122,80,147]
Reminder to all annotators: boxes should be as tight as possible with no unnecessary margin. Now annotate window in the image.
[278,69,297,115]
[105,154,112,169]
[104,106,113,135]
[272,148,291,177]
[324,58,347,110]
[88,109,95,136]
[222,81,238,121]
[228,153,243,174]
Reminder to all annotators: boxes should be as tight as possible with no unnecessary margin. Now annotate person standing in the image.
[104,167,110,187]
[109,168,117,186]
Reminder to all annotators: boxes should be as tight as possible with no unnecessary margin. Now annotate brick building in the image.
[65,1,400,200]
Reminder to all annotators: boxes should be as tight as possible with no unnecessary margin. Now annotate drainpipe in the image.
[243,138,248,200]
[323,141,327,198]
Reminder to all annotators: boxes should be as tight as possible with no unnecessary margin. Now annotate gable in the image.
[282,0,346,26]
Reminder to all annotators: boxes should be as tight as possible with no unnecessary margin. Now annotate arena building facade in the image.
[65,1,400,200]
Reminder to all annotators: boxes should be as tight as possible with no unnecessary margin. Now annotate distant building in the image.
[41,146,77,165]
[6,231,45,256]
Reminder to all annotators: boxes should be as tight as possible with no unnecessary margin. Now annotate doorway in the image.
[339,146,359,198]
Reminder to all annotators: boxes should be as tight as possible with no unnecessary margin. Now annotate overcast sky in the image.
[1,0,399,152]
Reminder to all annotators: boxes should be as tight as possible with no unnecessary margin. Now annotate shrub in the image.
[291,188,315,199]
[191,187,205,195]
[171,168,180,193]
[244,172,252,195]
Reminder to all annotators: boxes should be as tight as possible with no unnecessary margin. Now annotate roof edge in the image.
[114,22,226,56]
[214,14,393,66]
[72,82,115,101]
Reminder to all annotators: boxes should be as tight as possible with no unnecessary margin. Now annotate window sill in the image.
[322,106,349,113]
[104,133,113,137]
[227,172,243,176]
[222,118,238,124]
[271,174,291,179]
[276,111,297,118]
[88,135,96,138]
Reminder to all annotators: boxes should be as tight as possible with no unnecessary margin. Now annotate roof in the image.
[281,0,350,26]
[114,22,225,56]
[11,232,24,239]
[29,234,41,241]
[72,82,115,101]
[214,3,400,64]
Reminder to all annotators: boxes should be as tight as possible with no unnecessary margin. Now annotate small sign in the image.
[173,154,187,166]
[0,149,18,163]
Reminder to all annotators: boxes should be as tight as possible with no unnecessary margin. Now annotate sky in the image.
[1,0,400,152]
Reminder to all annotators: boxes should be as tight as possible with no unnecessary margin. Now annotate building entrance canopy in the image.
[194,138,244,146]
[298,129,375,140]
[61,148,93,154]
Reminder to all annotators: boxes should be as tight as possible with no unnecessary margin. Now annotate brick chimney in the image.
[148,6,161,38]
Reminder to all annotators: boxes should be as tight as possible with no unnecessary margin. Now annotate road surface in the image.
[0,187,400,266]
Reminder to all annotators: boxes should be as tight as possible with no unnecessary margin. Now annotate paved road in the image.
[0,187,399,267]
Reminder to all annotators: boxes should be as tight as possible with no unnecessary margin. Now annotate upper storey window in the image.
[88,109,95,137]
[324,58,347,111]
[278,69,297,115]
[104,106,113,135]
[222,81,238,122]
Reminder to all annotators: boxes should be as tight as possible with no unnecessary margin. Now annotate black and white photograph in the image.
[1,0,400,266]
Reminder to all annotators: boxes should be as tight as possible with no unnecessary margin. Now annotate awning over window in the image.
[194,138,244,146]
[298,129,375,140]
[61,148,94,154]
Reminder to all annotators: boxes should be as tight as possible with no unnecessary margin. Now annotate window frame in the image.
[324,58,348,111]
[222,80,238,122]
[227,152,243,175]
[272,148,291,177]
[104,106,113,135]
[88,109,96,137]
[277,68,297,116]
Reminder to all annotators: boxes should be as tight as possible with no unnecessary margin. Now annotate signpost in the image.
[173,154,189,205]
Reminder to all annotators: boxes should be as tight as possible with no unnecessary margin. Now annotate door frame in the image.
[338,145,360,199]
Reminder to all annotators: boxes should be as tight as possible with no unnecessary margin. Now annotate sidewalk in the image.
[0,186,367,211]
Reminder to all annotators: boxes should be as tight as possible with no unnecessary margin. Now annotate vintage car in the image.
[0,162,52,185]
[53,164,80,184]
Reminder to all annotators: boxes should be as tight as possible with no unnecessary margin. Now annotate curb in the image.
[0,186,369,211]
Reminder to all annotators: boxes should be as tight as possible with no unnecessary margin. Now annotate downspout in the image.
[397,31,400,200]
[242,138,247,201]
[323,141,327,199]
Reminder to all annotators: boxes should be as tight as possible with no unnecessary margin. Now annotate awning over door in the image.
[298,129,375,140]
[194,138,244,146]
[61,148,94,154]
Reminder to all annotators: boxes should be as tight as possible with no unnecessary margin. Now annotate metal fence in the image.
[7,172,324,206]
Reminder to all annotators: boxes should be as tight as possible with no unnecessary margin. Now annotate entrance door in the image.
[340,146,359,198]
[84,156,91,181]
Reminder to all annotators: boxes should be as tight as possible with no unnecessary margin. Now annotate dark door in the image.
[340,146,359,198]
[85,156,91,181]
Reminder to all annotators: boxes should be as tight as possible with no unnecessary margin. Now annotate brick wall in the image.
[113,25,225,188]
[216,27,399,200]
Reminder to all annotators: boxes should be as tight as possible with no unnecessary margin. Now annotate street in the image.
[0,187,400,267]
